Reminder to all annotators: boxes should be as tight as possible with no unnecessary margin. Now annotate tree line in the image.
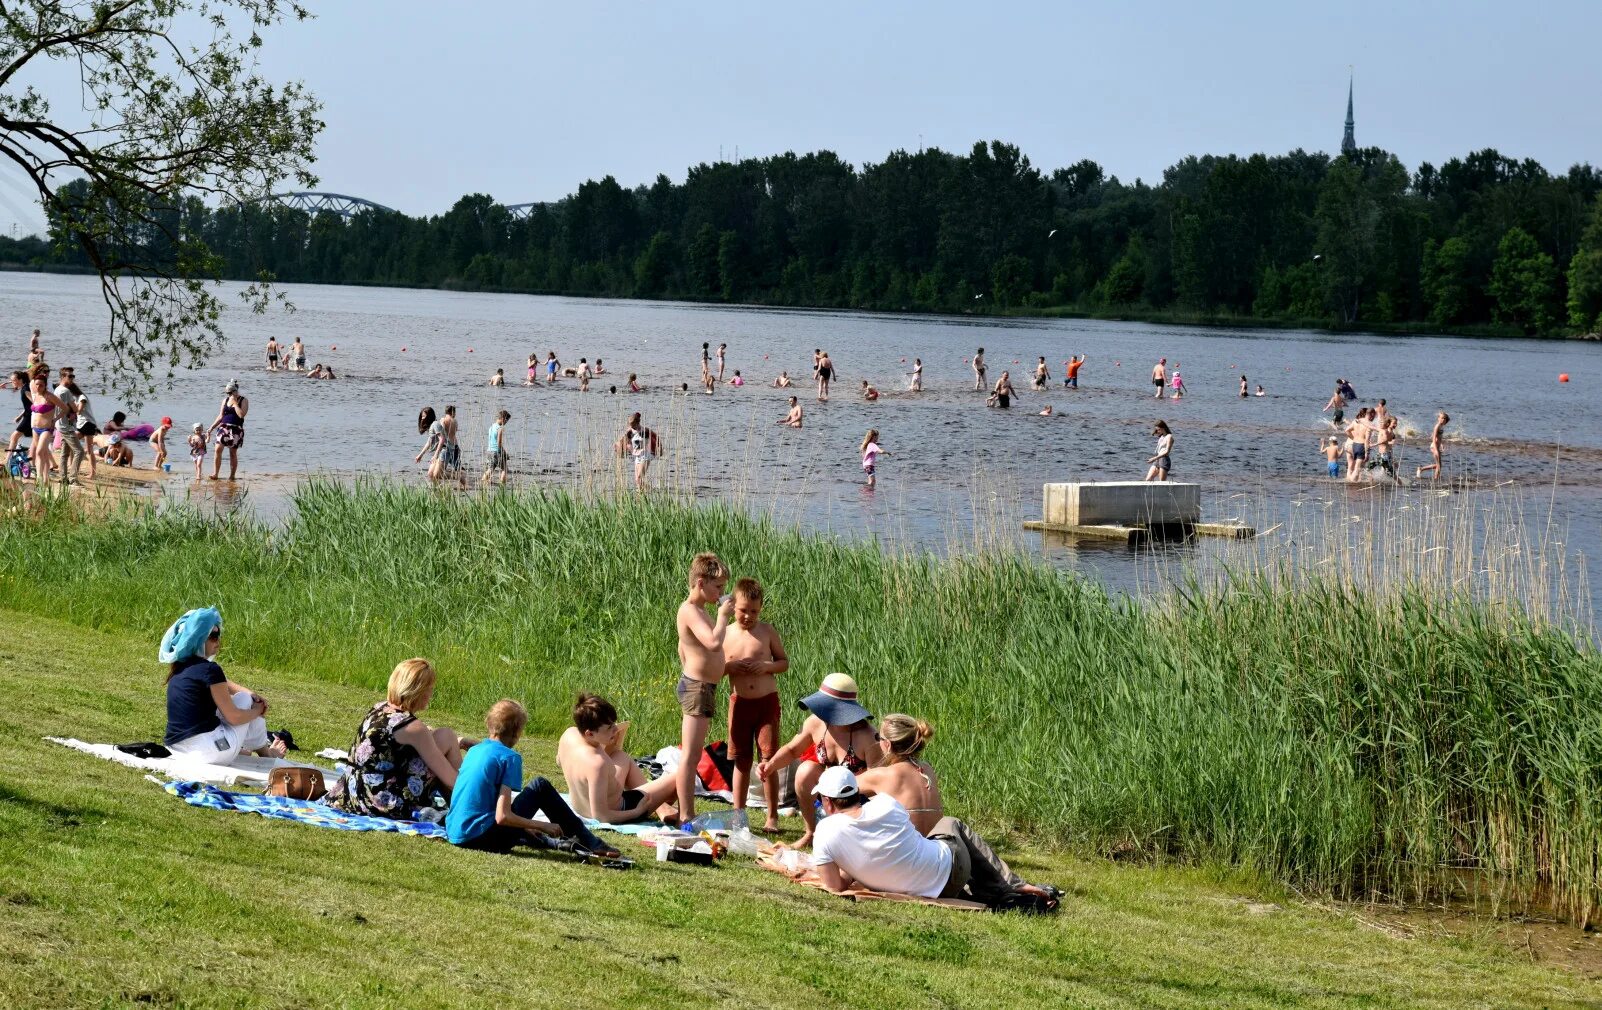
[12,141,1602,336]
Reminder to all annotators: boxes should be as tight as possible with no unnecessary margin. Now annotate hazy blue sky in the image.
[3,0,1599,232]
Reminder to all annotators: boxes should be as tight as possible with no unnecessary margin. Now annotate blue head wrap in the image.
[159,607,222,664]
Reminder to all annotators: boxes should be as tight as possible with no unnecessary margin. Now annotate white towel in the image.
[46,737,330,788]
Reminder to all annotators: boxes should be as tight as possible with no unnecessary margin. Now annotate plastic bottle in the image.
[727,825,759,857]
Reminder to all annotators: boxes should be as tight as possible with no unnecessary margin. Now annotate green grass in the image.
[1,480,1600,926]
[3,613,1597,1009]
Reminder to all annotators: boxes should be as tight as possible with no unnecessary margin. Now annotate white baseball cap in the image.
[815,765,859,800]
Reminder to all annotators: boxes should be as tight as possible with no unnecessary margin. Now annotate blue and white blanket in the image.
[164,781,449,838]
[163,780,665,837]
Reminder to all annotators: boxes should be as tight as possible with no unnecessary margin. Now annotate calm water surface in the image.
[5,272,1599,614]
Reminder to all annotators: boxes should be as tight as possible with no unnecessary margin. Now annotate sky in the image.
[2,0,1600,234]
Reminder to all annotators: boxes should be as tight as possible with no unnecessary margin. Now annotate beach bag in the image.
[265,766,326,801]
[697,741,734,793]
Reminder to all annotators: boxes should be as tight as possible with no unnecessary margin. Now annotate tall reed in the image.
[2,479,1598,923]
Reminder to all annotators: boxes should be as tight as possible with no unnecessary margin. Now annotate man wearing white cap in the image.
[803,765,1060,912]
[758,672,879,849]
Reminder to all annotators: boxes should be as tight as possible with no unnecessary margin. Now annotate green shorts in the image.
[676,676,717,718]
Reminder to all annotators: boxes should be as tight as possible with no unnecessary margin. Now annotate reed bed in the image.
[3,479,1599,923]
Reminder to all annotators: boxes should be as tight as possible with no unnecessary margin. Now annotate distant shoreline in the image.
[2,260,1596,342]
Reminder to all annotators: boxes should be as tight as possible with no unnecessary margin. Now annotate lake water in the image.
[5,272,1599,619]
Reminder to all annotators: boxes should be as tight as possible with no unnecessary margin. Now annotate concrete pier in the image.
[1043,481,1200,527]
[1026,482,1253,543]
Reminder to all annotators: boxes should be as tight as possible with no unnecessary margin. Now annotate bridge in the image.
[504,202,552,220]
[252,193,551,221]
[252,191,397,218]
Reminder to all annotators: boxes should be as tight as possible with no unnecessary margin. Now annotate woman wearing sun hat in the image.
[208,379,248,480]
[757,673,881,849]
[161,607,285,764]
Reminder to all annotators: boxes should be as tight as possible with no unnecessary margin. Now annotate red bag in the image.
[697,741,733,792]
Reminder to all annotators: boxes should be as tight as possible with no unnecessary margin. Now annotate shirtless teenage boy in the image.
[1416,411,1449,479]
[674,552,733,825]
[723,578,789,833]
[557,693,679,824]
[972,347,986,390]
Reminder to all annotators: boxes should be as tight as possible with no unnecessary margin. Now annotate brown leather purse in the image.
[265,767,327,801]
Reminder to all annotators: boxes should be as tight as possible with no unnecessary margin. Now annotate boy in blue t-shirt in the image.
[445,699,617,856]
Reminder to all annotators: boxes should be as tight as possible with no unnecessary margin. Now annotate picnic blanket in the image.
[755,852,988,911]
[161,781,664,841]
[47,736,332,788]
[164,781,450,838]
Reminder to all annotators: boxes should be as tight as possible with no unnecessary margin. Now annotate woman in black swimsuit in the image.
[208,379,248,480]
[816,351,834,402]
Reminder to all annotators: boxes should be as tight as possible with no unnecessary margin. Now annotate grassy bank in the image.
[3,480,1600,926]
[4,613,1598,1008]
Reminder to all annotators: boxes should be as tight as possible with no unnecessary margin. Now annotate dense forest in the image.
[9,141,1602,336]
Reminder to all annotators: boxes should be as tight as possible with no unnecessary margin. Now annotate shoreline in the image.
[2,259,1596,342]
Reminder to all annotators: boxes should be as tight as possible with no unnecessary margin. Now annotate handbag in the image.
[265,766,326,801]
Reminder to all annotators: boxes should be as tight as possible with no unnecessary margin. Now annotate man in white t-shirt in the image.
[802,766,1059,911]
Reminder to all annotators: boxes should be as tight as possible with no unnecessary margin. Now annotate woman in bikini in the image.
[816,351,834,402]
[758,673,880,849]
[27,363,67,486]
[854,714,943,836]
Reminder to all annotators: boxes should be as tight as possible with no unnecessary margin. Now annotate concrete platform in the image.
[1044,481,1200,527]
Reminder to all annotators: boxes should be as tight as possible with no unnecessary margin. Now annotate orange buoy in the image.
[1560,373,1570,382]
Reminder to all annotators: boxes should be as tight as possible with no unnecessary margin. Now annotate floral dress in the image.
[323,702,448,819]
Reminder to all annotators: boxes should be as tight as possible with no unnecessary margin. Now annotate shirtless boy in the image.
[1416,412,1449,480]
[557,693,679,824]
[778,396,803,428]
[1032,356,1050,390]
[972,348,986,390]
[674,552,733,824]
[723,578,789,833]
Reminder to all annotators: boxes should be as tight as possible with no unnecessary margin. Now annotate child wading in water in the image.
[151,417,172,471]
[674,553,733,827]
[1320,435,1342,478]
[1416,412,1449,480]
[860,429,888,488]
[483,409,510,485]
[723,578,789,834]
[187,423,207,479]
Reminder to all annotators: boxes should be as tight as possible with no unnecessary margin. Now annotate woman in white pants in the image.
[161,607,285,763]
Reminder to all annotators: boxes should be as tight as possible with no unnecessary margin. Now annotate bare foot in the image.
[760,821,782,836]
[793,831,814,850]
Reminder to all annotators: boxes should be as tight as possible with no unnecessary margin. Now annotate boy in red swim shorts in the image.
[723,577,789,834]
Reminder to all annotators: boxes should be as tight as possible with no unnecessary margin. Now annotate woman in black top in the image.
[8,369,30,455]
[160,607,284,764]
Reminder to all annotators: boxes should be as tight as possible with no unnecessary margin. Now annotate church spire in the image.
[1341,73,1356,155]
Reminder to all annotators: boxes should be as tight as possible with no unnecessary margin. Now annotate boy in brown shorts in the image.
[723,577,789,833]
[674,552,732,825]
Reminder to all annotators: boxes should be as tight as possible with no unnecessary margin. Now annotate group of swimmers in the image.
[263,336,336,379]
[1322,379,1450,483]
[155,551,1060,909]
